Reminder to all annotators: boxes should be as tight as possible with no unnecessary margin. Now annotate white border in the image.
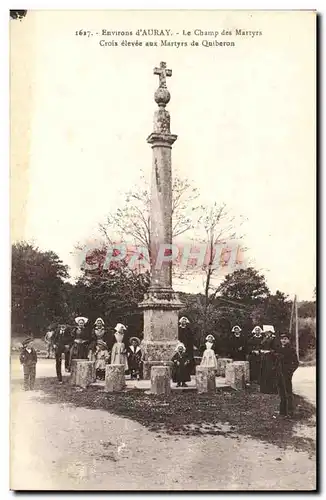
[2,1,322,498]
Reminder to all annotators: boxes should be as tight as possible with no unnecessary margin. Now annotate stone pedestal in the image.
[216,358,233,377]
[150,366,171,395]
[143,360,172,380]
[70,359,95,388]
[105,364,126,392]
[225,363,246,390]
[140,290,183,379]
[196,366,216,394]
[233,361,250,383]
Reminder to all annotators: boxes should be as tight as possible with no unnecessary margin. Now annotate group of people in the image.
[19,315,299,417]
[44,317,143,383]
[173,318,299,417]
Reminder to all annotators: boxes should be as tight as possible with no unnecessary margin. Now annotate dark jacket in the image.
[178,325,196,359]
[228,334,247,360]
[52,328,73,350]
[277,344,299,375]
[20,347,37,366]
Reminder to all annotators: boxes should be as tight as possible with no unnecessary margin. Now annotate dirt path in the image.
[10,387,316,491]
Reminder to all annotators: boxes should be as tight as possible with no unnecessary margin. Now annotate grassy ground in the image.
[11,376,316,457]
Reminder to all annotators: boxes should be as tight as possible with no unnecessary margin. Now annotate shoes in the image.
[176,383,181,387]
[182,383,188,387]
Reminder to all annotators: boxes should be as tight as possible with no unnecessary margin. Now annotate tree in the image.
[69,264,150,340]
[251,290,291,333]
[99,171,202,254]
[11,242,69,336]
[217,267,270,305]
[298,300,316,319]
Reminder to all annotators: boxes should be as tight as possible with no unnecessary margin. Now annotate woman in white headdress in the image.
[200,335,218,371]
[171,343,191,387]
[110,323,128,370]
[69,317,90,365]
[178,316,197,375]
[88,317,109,361]
[248,326,263,382]
[260,325,280,394]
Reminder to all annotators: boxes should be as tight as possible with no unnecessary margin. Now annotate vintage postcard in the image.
[10,9,316,491]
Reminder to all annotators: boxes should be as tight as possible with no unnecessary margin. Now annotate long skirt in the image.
[249,352,262,383]
[260,352,279,394]
[172,361,191,383]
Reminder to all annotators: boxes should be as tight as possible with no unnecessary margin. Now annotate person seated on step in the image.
[94,339,110,381]
[200,335,218,372]
[127,337,142,380]
[171,342,191,387]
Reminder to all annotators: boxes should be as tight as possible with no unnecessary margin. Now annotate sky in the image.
[11,10,316,300]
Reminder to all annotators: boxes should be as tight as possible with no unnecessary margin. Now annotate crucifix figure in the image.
[154,61,172,88]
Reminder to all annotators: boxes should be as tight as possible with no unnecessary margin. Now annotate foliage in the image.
[298,300,316,319]
[11,242,69,336]
[217,267,270,305]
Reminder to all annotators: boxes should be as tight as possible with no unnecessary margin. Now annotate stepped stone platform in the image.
[92,375,229,391]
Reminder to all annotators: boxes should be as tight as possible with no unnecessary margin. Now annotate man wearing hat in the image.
[52,324,73,382]
[228,325,247,361]
[19,338,37,390]
[276,333,299,417]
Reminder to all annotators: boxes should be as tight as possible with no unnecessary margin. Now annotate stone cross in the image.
[154,62,172,88]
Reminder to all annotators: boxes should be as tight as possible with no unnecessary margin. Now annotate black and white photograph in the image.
[9,9,316,491]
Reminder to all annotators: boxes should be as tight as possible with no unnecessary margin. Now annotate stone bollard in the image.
[70,359,96,388]
[143,361,172,380]
[233,361,250,383]
[150,366,171,395]
[105,364,126,392]
[216,358,233,377]
[196,366,216,394]
[225,363,246,390]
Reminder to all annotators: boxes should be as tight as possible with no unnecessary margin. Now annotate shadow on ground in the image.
[11,377,316,456]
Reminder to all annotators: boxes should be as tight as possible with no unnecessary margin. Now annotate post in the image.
[139,62,183,378]
[295,295,299,361]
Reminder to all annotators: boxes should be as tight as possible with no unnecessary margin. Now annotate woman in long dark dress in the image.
[259,326,280,394]
[171,343,191,387]
[248,326,263,383]
[178,317,196,375]
[69,316,90,367]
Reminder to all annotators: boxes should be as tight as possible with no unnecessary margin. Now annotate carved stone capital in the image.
[147,132,178,148]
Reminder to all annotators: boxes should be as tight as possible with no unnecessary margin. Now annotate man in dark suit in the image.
[52,324,73,382]
[277,333,299,417]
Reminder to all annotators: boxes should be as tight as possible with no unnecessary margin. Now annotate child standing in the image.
[94,339,110,380]
[171,343,191,387]
[19,338,37,391]
[200,335,218,371]
[127,337,142,380]
[277,333,299,417]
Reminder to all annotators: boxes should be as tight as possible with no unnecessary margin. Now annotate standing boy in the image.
[277,333,299,417]
[19,338,37,391]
